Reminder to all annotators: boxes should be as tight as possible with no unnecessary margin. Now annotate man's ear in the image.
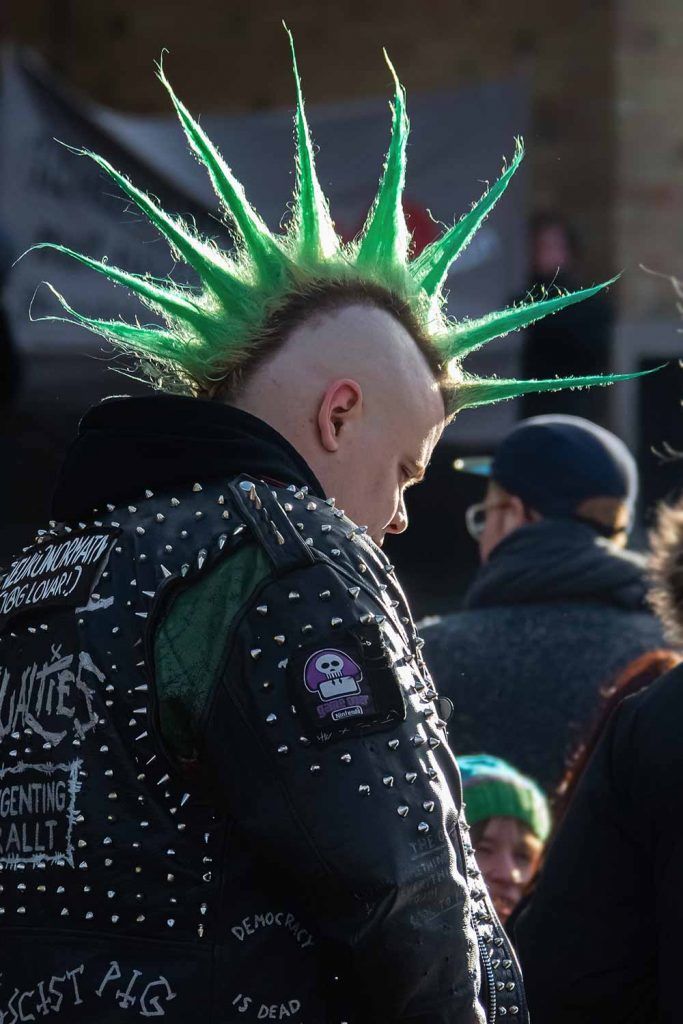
[317,379,363,453]
[504,493,533,532]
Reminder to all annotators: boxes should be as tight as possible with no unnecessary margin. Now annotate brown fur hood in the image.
[649,501,683,645]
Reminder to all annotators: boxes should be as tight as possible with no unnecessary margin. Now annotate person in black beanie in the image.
[422,415,663,792]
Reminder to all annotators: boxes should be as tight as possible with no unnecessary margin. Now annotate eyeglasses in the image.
[465,500,510,540]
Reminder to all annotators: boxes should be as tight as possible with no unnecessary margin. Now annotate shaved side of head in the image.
[232,301,446,540]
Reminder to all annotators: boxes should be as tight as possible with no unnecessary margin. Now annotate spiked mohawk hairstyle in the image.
[32,28,639,413]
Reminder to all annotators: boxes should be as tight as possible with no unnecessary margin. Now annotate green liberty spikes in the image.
[451,367,658,414]
[436,278,617,363]
[156,55,284,279]
[412,139,525,299]
[356,51,410,271]
[75,147,247,308]
[29,243,215,334]
[286,25,339,261]
[36,283,183,362]
[33,29,637,410]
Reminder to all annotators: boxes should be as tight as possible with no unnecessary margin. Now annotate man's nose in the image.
[387,498,409,536]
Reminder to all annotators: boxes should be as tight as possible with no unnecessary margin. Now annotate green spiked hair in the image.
[31,29,640,413]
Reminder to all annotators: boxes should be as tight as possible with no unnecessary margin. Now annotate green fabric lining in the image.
[153,543,271,757]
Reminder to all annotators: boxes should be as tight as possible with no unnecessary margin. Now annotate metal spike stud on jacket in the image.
[0,476,527,1023]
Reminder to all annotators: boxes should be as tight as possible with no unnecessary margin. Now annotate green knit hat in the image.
[458,754,551,842]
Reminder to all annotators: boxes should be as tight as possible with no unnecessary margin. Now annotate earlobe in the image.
[317,379,362,454]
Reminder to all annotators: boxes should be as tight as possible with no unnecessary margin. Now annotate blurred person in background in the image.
[518,214,613,425]
[506,648,680,933]
[552,648,681,827]
[422,415,663,792]
[514,497,683,1022]
[458,755,550,926]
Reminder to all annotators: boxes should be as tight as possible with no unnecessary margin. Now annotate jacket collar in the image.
[52,395,325,521]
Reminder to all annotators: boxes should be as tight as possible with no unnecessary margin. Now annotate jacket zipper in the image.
[476,927,497,1024]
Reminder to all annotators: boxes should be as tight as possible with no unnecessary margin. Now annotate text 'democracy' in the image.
[0,759,81,868]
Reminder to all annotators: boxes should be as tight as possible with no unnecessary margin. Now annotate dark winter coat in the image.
[421,519,664,791]
[515,661,683,1023]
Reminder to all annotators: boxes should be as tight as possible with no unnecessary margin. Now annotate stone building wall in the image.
[616,0,683,317]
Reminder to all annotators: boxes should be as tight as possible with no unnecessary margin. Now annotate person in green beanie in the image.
[458,754,551,924]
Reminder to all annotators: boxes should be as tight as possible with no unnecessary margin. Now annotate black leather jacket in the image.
[0,463,526,1021]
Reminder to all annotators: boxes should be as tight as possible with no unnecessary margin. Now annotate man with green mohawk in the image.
[0,30,638,1024]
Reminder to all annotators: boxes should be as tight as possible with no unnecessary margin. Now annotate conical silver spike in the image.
[397,805,409,817]
[192,483,202,493]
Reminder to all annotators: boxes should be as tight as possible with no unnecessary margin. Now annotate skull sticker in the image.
[304,649,363,703]
[288,626,407,743]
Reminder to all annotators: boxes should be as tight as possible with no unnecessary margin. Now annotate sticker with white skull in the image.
[289,625,406,744]
[304,649,365,721]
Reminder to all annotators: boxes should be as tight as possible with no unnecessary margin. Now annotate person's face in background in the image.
[532,222,573,279]
[472,816,544,923]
